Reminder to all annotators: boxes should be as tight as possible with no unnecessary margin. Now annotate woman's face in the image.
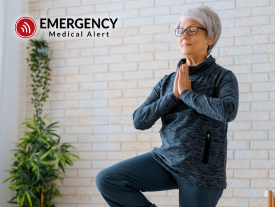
[177,19,211,57]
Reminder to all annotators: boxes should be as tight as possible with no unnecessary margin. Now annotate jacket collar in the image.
[176,54,215,76]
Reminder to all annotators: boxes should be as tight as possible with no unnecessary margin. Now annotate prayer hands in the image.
[173,63,192,100]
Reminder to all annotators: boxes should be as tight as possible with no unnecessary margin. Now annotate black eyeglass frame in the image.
[174,26,207,37]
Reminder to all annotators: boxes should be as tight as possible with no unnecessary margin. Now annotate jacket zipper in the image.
[202,130,211,164]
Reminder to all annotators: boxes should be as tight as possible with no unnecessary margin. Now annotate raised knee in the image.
[96,169,108,192]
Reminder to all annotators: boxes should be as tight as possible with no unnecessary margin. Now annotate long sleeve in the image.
[179,70,239,123]
[133,76,181,130]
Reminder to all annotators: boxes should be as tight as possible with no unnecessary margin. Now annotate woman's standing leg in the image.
[171,174,224,207]
[96,152,179,207]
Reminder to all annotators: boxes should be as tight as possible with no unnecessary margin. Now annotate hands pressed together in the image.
[173,63,192,99]
[173,63,192,100]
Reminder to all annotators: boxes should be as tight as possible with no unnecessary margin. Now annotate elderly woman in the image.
[96,5,239,207]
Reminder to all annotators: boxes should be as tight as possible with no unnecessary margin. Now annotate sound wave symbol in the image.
[21,22,31,33]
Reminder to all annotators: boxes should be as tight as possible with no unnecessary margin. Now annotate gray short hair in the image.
[175,5,222,56]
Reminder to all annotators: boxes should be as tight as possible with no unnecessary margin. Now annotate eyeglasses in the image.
[175,26,207,37]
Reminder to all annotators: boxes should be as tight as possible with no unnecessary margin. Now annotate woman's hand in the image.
[173,63,192,100]
[178,63,192,95]
[173,68,181,99]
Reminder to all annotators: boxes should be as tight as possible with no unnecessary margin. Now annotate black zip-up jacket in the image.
[132,55,239,189]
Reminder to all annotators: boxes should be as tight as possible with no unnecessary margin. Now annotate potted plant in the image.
[2,37,80,207]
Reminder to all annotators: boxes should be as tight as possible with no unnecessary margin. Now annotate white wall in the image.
[28,0,275,206]
[0,0,28,207]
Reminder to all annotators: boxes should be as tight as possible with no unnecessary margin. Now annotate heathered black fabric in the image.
[132,54,239,189]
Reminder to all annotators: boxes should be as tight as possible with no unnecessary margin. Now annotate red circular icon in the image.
[15,17,37,38]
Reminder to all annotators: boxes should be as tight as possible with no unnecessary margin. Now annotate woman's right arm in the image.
[132,76,181,130]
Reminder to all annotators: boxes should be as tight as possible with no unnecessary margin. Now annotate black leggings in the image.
[96,152,223,207]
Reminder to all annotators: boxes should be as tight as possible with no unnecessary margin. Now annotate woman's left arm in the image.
[179,70,239,123]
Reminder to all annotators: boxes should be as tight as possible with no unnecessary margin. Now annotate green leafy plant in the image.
[27,37,51,118]
[2,37,81,207]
